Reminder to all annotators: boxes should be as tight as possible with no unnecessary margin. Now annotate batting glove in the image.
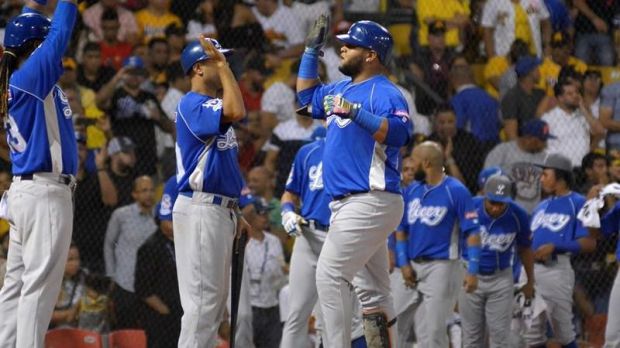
[281,211,307,237]
[305,14,330,54]
[323,95,360,119]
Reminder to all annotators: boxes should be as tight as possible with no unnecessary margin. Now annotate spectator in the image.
[264,112,321,197]
[401,155,415,188]
[239,52,270,113]
[101,56,175,176]
[99,8,134,71]
[484,119,551,212]
[165,24,186,65]
[135,0,183,43]
[252,0,304,59]
[450,57,501,151]
[73,134,119,272]
[78,42,117,92]
[573,0,617,66]
[207,0,265,52]
[135,176,182,348]
[410,20,456,115]
[583,70,605,148]
[544,0,573,33]
[398,84,432,138]
[416,0,470,49]
[158,64,187,178]
[186,0,218,40]
[427,105,486,192]
[82,0,139,44]
[51,244,85,328]
[537,32,588,96]
[542,79,605,167]
[247,166,287,246]
[484,38,529,99]
[482,0,551,58]
[501,56,548,140]
[242,195,286,348]
[598,76,620,152]
[578,152,610,194]
[106,136,139,206]
[77,273,113,333]
[288,0,333,36]
[104,176,157,329]
[146,37,170,85]
[610,157,620,182]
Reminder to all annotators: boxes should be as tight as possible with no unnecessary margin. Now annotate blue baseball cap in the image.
[477,166,504,191]
[158,176,179,221]
[515,56,542,78]
[520,119,555,141]
[123,55,145,70]
[239,193,270,214]
[309,126,326,141]
[484,175,513,203]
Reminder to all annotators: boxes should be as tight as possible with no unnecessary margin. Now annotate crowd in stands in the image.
[0,0,620,346]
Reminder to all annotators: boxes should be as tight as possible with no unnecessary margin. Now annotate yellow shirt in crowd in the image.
[417,0,470,47]
[135,10,182,43]
[513,2,535,54]
[483,55,510,99]
[537,56,588,95]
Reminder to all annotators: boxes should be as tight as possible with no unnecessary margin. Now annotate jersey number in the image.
[5,115,27,153]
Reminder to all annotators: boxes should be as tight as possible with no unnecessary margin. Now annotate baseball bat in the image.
[230,231,248,348]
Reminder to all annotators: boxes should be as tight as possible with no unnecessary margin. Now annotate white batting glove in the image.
[281,211,306,237]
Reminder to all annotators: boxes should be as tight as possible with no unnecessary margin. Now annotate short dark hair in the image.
[434,103,455,116]
[85,273,111,295]
[167,63,185,82]
[582,152,608,170]
[148,37,169,50]
[554,78,575,97]
[101,8,118,22]
[552,168,574,188]
[82,41,101,54]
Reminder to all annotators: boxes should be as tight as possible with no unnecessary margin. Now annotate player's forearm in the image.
[354,111,410,146]
[466,233,482,274]
[97,170,118,207]
[577,236,597,253]
[297,47,321,100]
[281,191,300,210]
[395,230,409,267]
[503,119,518,140]
[517,246,535,284]
[23,0,45,13]
[600,108,620,131]
[143,295,169,314]
[483,28,495,57]
[218,63,246,123]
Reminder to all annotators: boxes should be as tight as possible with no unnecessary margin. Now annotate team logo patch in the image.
[308,162,324,191]
[394,110,409,123]
[159,194,172,215]
[407,198,448,226]
[531,211,571,232]
[216,127,238,150]
[465,211,478,220]
[327,115,352,128]
[202,99,223,112]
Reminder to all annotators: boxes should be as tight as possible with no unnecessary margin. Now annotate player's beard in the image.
[414,169,426,182]
[338,55,364,77]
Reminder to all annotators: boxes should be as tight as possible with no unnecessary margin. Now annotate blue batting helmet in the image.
[180,39,233,74]
[336,20,393,63]
[4,12,51,49]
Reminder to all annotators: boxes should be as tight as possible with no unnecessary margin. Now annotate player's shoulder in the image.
[444,176,470,194]
[179,92,220,112]
[403,180,424,196]
[472,196,484,208]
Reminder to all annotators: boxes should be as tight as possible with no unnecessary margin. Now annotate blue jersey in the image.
[175,92,244,198]
[159,175,179,221]
[599,202,620,260]
[466,197,532,273]
[398,176,481,260]
[284,139,331,227]
[309,75,412,198]
[7,2,78,176]
[530,192,588,252]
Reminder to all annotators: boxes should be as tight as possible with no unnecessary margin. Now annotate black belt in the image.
[333,190,370,201]
[535,253,567,265]
[412,256,436,264]
[479,267,510,276]
[308,220,329,231]
[18,173,74,186]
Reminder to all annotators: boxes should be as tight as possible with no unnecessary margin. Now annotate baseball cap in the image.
[520,119,555,141]
[515,56,542,78]
[239,194,270,215]
[484,175,513,203]
[309,126,326,142]
[478,166,504,191]
[107,136,135,155]
[123,55,145,70]
[537,153,573,172]
[550,31,570,48]
[62,57,77,70]
[428,20,447,36]
[158,176,179,221]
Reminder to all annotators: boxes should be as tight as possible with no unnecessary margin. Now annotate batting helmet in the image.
[181,39,233,75]
[4,12,51,49]
[336,20,393,63]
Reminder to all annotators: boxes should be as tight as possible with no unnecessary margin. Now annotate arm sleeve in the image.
[371,90,413,146]
[103,210,121,278]
[11,1,77,99]
[600,203,620,238]
[514,205,533,248]
[177,98,224,141]
[397,190,410,233]
[453,185,481,235]
[134,244,156,299]
[284,147,306,196]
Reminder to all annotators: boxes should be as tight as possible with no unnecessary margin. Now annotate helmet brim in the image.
[336,34,363,48]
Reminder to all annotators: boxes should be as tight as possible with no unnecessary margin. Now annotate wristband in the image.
[298,49,319,80]
[281,202,295,214]
[396,240,409,268]
[467,245,481,275]
[352,108,382,135]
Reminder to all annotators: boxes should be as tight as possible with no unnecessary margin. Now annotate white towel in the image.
[577,183,620,228]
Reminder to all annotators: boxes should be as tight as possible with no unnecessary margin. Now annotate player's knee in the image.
[362,312,395,348]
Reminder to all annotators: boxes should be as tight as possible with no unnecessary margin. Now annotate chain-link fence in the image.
[0,0,618,347]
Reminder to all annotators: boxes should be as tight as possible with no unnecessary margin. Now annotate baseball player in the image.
[280,127,366,348]
[394,141,482,348]
[0,0,80,347]
[173,36,251,347]
[296,16,412,347]
[459,175,535,348]
[523,153,596,348]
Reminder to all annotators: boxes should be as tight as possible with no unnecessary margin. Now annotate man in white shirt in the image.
[242,195,287,348]
[542,79,605,167]
[157,65,187,178]
[252,0,305,58]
